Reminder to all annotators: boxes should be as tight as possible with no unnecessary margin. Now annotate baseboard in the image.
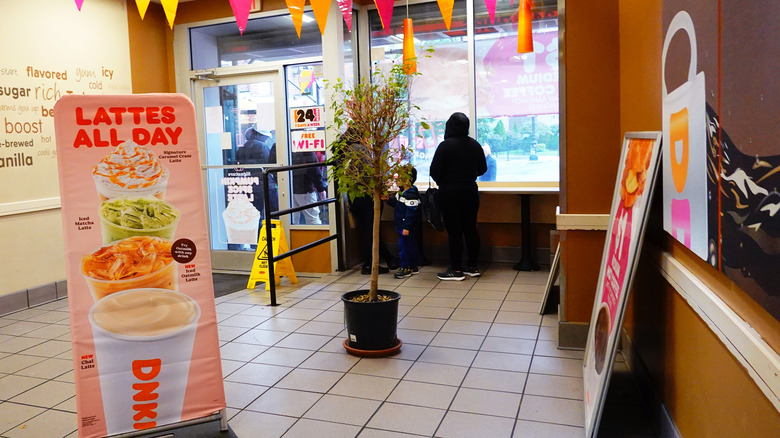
[621,330,681,438]
[0,280,67,316]
[557,318,588,349]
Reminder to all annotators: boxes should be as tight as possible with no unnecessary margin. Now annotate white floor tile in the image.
[403,362,468,387]
[472,351,532,373]
[299,351,360,372]
[3,407,76,438]
[349,358,413,379]
[246,387,322,417]
[276,368,345,393]
[517,394,585,427]
[367,402,445,436]
[283,418,361,438]
[462,368,527,393]
[387,380,458,409]
[328,373,399,400]
[435,411,515,438]
[513,420,585,438]
[304,394,381,426]
[230,410,296,438]
[450,387,522,418]
[418,346,478,367]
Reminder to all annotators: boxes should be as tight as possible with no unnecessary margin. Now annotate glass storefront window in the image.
[368,0,559,184]
[368,0,469,183]
[190,12,322,70]
[286,63,329,225]
[474,1,559,182]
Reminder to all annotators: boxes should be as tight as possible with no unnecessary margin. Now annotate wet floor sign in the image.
[247,220,298,290]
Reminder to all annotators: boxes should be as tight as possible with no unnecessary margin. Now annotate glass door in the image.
[193,71,287,272]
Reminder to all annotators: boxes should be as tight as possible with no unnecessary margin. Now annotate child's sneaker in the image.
[394,267,413,279]
[463,267,481,277]
[437,270,465,281]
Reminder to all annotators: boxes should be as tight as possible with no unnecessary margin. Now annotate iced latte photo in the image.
[81,236,177,301]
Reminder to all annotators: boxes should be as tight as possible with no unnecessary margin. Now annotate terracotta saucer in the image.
[343,338,403,357]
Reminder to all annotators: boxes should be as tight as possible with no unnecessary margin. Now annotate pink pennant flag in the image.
[285,0,306,38]
[337,0,354,32]
[229,0,253,35]
[374,0,395,35]
[310,0,331,35]
[160,0,179,29]
[484,0,497,24]
[135,0,151,19]
[74,0,84,11]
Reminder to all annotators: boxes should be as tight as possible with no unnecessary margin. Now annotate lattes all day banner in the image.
[54,94,224,437]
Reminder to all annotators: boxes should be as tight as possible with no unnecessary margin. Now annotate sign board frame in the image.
[582,131,662,437]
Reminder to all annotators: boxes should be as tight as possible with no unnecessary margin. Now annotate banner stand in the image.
[108,408,233,437]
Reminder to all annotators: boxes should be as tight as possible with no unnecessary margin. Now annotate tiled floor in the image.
[0,263,656,437]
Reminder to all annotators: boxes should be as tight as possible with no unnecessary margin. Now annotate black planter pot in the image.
[342,290,401,352]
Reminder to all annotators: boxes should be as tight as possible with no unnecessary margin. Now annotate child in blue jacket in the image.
[386,165,421,279]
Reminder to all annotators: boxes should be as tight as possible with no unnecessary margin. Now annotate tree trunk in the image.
[369,189,381,301]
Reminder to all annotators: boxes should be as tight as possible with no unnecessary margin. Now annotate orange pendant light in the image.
[403,18,417,74]
[517,0,533,53]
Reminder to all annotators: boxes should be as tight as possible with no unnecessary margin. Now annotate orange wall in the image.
[559,0,620,323]
[616,0,780,435]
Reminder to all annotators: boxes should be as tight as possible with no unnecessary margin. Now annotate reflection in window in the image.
[368,0,559,184]
[190,13,322,70]
[286,63,329,225]
[368,1,469,183]
[475,1,559,182]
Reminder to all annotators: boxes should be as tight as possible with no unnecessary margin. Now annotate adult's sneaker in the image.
[437,270,465,281]
[410,267,420,275]
[463,267,481,277]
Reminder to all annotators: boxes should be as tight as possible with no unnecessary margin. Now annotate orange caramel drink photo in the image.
[92,140,170,201]
[81,235,177,301]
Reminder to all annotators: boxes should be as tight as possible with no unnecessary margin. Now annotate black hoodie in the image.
[429,112,487,188]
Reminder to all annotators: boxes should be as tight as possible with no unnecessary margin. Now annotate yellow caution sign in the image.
[247,220,298,290]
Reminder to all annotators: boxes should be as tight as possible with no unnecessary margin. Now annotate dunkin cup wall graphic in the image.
[55,94,225,438]
[662,11,709,261]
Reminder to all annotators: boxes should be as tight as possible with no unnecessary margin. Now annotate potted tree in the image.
[328,61,424,356]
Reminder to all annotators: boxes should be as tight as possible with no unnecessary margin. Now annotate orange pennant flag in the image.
[517,0,533,53]
[286,0,306,38]
[135,0,151,20]
[310,0,331,36]
[436,0,454,31]
[229,0,253,34]
[402,18,416,74]
[373,0,395,35]
[160,0,179,29]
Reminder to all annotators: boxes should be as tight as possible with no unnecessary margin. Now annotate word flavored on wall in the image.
[0,0,132,212]
[662,6,780,322]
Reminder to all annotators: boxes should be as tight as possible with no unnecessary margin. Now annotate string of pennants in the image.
[73,0,534,53]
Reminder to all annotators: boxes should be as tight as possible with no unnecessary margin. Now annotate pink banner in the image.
[286,0,306,38]
[374,0,395,35]
[310,0,331,36]
[480,30,559,116]
[229,0,252,35]
[337,0,354,32]
[54,94,225,438]
[135,0,151,20]
[75,0,84,11]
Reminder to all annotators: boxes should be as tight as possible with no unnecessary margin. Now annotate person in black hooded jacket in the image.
[429,112,488,281]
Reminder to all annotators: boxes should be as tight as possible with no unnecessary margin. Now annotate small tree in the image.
[328,62,424,301]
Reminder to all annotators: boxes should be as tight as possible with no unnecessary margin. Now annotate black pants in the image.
[349,196,395,267]
[440,185,480,271]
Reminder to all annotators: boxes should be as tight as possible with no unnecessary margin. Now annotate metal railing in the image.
[260,161,343,305]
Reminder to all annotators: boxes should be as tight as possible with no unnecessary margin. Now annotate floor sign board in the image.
[54,94,225,437]
[583,132,662,437]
